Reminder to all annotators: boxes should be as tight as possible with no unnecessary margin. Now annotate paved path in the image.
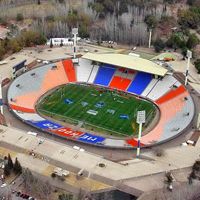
[0,125,199,196]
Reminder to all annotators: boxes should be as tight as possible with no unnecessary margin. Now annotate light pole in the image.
[185,50,192,86]
[136,110,146,157]
[72,28,78,59]
[148,29,152,49]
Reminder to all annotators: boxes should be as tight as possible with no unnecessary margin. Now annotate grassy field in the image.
[37,84,156,137]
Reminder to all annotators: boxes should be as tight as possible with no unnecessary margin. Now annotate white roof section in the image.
[82,53,168,76]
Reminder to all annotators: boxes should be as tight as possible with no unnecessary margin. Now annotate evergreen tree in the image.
[50,39,53,48]
[194,59,200,74]
[13,158,22,174]
[4,164,11,176]
[154,38,165,52]
[7,154,13,170]
[60,39,63,47]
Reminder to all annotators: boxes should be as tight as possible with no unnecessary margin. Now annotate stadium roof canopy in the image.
[82,53,168,76]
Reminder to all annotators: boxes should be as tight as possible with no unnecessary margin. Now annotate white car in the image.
[42,60,49,64]
[1,183,7,188]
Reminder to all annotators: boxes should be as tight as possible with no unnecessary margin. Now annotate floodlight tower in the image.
[185,50,192,86]
[148,29,152,49]
[72,28,78,59]
[136,110,146,157]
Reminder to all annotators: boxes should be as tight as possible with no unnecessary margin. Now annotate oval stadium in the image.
[7,53,195,148]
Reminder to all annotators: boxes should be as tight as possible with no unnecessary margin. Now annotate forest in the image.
[0,0,200,61]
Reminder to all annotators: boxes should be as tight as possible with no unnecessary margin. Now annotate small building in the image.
[46,38,73,46]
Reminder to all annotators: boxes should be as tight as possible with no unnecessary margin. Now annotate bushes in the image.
[154,148,165,157]
[16,13,24,21]
[19,31,47,47]
[188,160,200,184]
[194,59,200,73]
[186,33,199,49]
[0,30,47,60]
[153,38,165,53]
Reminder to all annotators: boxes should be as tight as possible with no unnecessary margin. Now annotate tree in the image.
[13,158,22,174]
[7,154,13,170]
[154,38,165,52]
[60,39,63,47]
[58,193,74,200]
[144,15,158,29]
[22,168,52,199]
[194,59,200,73]
[16,13,24,21]
[4,164,11,176]
[166,33,186,49]
[0,43,5,60]
[9,39,22,53]
[50,39,53,48]
[186,33,199,49]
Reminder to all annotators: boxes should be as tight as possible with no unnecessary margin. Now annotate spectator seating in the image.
[8,61,69,112]
[155,85,186,104]
[141,79,158,97]
[127,72,152,95]
[141,90,194,145]
[146,75,178,100]
[88,65,99,84]
[109,76,131,91]
[7,58,195,148]
[76,59,93,82]
[94,65,116,86]
[62,59,76,82]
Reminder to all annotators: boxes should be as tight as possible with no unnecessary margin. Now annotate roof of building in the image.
[151,52,177,61]
[82,53,168,76]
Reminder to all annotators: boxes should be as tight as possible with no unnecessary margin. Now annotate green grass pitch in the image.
[37,84,156,137]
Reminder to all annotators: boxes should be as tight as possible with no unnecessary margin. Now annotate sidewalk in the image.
[0,146,111,193]
[0,125,200,182]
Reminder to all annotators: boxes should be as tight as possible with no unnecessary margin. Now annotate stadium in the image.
[7,52,195,148]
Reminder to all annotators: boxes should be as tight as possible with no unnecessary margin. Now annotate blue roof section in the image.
[127,72,152,95]
[94,65,115,86]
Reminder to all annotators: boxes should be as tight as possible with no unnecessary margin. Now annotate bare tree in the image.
[22,168,52,199]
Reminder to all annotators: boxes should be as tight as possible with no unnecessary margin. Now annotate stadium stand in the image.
[8,61,69,112]
[13,111,45,121]
[109,76,131,91]
[88,65,99,83]
[141,79,158,97]
[62,59,76,82]
[155,85,186,104]
[76,59,93,82]
[7,58,195,148]
[159,95,194,141]
[146,75,178,100]
[141,90,194,144]
[103,138,127,147]
[126,139,144,147]
[8,63,53,99]
[127,72,152,95]
[94,65,116,86]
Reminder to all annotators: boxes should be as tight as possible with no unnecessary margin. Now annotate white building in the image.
[46,37,81,46]
[46,38,73,46]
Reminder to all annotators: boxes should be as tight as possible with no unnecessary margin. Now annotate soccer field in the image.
[37,84,156,137]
